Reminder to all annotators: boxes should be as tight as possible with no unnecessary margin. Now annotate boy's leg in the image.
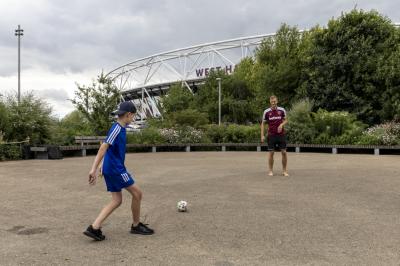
[125,184,142,226]
[125,184,154,235]
[92,192,123,229]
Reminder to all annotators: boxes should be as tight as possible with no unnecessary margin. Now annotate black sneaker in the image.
[130,222,154,235]
[83,225,106,241]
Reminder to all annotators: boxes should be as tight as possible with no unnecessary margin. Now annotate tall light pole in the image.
[216,77,222,126]
[15,25,24,104]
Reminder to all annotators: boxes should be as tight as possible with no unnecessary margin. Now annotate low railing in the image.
[57,142,400,157]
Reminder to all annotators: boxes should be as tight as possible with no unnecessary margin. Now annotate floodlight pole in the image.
[15,25,24,104]
[216,78,222,126]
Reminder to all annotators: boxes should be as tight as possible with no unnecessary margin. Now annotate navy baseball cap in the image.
[111,101,137,115]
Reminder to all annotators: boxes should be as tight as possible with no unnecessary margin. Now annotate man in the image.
[260,95,289,177]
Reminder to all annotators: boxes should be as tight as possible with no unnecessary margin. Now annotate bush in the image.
[357,134,381,145]
[286,99,316,144]
[160,84,195,114]
[0,101,8,135]
[312,110,366,144]
[166,109,209,128]
[3,93,53,144]
[127,127,166,144]
[127,126,210,144]
[50,110,94,145]
[0,144,22,161]
[205,124,259,143]
[160,127,210,143]
[204,125,226,143]
[357,121,400,145]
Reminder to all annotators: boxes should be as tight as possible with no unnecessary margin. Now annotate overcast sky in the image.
[0,0,399,118]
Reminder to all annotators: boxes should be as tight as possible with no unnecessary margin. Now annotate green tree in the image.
[50,110,94,144]
[194,71,223,123]
[253,24,310,109]
[167,109,209,128]
[4,93,53,144]
[0,100,8,140]
[377,31,400,121]
[305,9,399,124]
[195,70,259,124]
[71,73,121,135]
[160,83,194,114]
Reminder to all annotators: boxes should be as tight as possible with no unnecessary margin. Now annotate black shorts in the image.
[267,135,287,151]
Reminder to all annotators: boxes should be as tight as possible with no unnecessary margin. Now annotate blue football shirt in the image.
[102,122,127,175]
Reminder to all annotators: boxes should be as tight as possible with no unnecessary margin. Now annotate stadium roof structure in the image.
[105,33,278,118]
[106,23,400,119]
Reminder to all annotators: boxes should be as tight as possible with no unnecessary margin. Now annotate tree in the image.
[221,75,258,123]
[305,9,399,124]
[71,73,121,135]
[160,83,194,114]
[377,30,400,121]
[194,69,260,124]
[253,24,310,109]
[194,71,223,123]
[0,100,8,140]
[50,110,94,144]
[4,93,53,144]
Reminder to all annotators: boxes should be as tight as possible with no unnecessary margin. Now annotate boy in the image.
[83,101,154,241]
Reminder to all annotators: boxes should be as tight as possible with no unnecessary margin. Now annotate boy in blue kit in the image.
[83,101,154,241]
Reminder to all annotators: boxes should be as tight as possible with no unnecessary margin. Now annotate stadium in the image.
[105,33,278,119]
[106,23,400,120]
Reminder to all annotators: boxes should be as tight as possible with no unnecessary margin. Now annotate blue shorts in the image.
[103,172,134,192]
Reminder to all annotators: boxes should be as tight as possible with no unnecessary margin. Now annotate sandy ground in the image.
[1,152,400,266]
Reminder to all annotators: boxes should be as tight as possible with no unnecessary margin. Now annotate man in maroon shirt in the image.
[260,95,289,176]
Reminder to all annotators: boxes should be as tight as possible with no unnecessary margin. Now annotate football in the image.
[177,200,188,212]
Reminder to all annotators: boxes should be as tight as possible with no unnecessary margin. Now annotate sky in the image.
[0,0,399,118]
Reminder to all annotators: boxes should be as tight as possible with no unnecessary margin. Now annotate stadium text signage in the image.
[195,65,234,77]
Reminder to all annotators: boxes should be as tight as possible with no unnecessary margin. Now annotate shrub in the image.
[357,134,381,145]
[205,124,259,143]
[312,109,366,144]
[50,110,94,145]
[166,109,209,128]
[3,93,53,144]
[286,99,316,144]
[0,144,22,161]
[357,121,400,145]
[127,127,166,144]
[205,125,226,143]
[127,126,210,144]
[160,84,195,114]
[160,127,210,143]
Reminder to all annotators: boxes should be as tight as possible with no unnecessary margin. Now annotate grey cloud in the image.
[0,0,400,78]
[34,88,70,103]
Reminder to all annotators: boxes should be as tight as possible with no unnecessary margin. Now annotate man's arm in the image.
[278,118,288,133]
[88,142,110,185]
